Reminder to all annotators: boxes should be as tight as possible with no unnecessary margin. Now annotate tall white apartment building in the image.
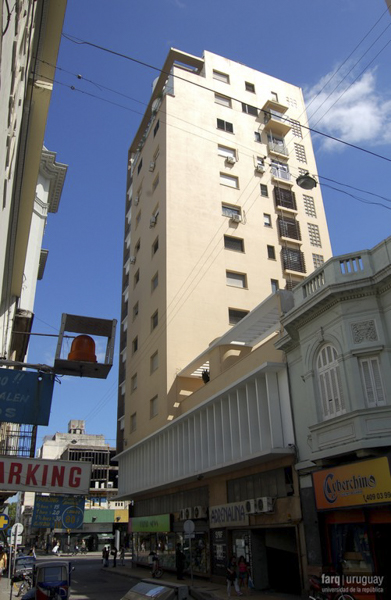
[117,48,332,452]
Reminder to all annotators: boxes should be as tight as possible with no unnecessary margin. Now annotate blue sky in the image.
[28,0,391,448]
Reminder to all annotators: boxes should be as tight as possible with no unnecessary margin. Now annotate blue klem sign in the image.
[0,369,54,425]
[32,495,85,529]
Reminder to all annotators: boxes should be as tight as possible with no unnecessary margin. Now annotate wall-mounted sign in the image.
[312,456,391,510]
[129,514,171,533]
[0,456,91,495]
[32,495,85,529]
[209,501,249,529]
[0,369,54,425]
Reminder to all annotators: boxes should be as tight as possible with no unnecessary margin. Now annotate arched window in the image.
[316,344,345,420]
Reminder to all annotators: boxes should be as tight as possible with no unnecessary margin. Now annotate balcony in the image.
[308,406,391,460]
[268,140,289,157]
[281,247,306,274]
[271,165,292,185]
[262,99,291,136]
[274,187,297,211]
[278,217,301,242]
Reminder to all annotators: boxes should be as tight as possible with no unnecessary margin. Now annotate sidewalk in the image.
[102,560,303,600]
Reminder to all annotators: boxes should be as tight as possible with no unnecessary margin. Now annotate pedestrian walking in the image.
[238,556,249,593]
[226,555,243,597]
[0,546,7,582]
[111,546,118,568]
[175,543,186,580]
[102,546,109,567]
[119,546,125,566]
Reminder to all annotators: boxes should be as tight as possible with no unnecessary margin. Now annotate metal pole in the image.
[189,538,193,587]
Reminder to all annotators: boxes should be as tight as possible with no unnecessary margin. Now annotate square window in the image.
[130,412,137,432]
[131,374,138,392]
[229,308,249,325]
[218,145,236,159]
[224,235,244,252]
[242,103,258,116]
[245,82,255,93]
[264,213,271,227]
[151,310,158,331]
[152,236,159,255]
[217,119,234,133]
[222,204,241,219]
[226,271,247,288]
[150,395,158,418]
[151,272,158,291]
[271,279,279,293]
[254,131,261,142]
[213,69,230,84]
[220,172,239,189]
[267,245,276,260]
[215,93,232,108]
[133,302,139,320]
[132,336,138,354]
[260,184,268,197]
[150,351,159,373]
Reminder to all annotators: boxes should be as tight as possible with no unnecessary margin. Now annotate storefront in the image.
[312,456,391,599]
[129,513,210,575]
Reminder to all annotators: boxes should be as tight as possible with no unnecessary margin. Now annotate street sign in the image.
[0,369,54,425]
[11,522,23,535]
[183,519,195,534]
[0,513,10,530]
[32,495,84,529]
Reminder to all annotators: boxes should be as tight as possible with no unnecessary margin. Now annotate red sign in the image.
[0,457,91,495]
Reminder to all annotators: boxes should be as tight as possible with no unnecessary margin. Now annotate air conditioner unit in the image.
[150,216,157,227]
[256,496,274,513]
[134,196,139,206]
[179,507,193,521]
[226,156,236,164]
[230,214,241,223]
[130,256,136,264]
[256,165,265,173]
[193,505,208,519]
[245,499,256,514]
[107,482,114,488]
[149,162,156,172]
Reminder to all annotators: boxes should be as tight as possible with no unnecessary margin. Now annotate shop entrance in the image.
[251,527,301,594]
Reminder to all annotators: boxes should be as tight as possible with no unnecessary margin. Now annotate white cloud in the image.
[304,67,391,152]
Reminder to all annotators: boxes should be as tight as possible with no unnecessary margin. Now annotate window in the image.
[278,216,301,241]
[256,156,264,168]
[294,143,307,163]
[286,96,297,109]
[213,69,230,84]
[134,269,140,287]
[224,235,244,252]
[312,254,324,269]
[360,356,385,407]
[133,302,139,320]
[271,160,290,180]
[130,412,137,432]
[271,279,279,293]
[317,344,345,419]
[271,92,278,102]
[245,82,255,93]
[153,146,160,161]
[291,119,302,138]
[217,119,234,133]
[150,395,158,418]
[220,173,239,189]
[131,373,138,392]
[274,187,296,210]
[303,195,316,218]
[215,93,232,108]
[150,351,159,373]
[152,236,159,255]
[151,272,158,291]
[226,271,247,288]
[308,223,322,247]
[229,308,249,325]
[263,213,271,227]
[132,336,138,354]
[137,159,143,175]
[254,131,261,142]
[222,204,241,218]
[242,103,258,116]
[267,245,276,259]
[151,310,158,331]
[268,133,287,155]
[136,211,141,227]
[135,239,140,254]
[218,145,236,159]
[153,120,159,137]
[260,184,268,197]
[152,174,159,192]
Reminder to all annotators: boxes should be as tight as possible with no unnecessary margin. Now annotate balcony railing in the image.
[278,217,301,241]
[282,248,306,274]
[268,141,288,156]
[274,187,297,211]
[271,166,291,182]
